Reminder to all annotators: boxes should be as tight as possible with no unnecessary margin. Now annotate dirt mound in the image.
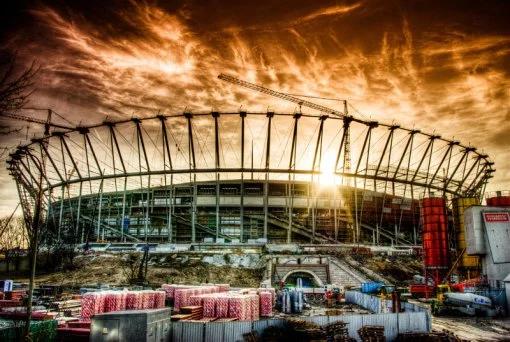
[352,254,422,285]
[28,253,264,289]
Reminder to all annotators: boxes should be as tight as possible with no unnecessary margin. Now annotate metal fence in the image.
[345,290,431,314]
[170,312,430,342]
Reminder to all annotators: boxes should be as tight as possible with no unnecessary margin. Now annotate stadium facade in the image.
[7,111,494,245]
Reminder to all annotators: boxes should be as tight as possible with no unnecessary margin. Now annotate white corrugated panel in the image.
[171,322,183,342]
[204,322,224,341]
[305,315,329,326]
[252,319,270,335]
[345,291,356,303]
[408,312,428,332]
[180,322,204,342]
[397,312,412,333]
[363,313,398,341]
[223,321,252,342]
[338,315,363,341]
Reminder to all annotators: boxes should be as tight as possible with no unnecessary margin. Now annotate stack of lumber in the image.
[5,290,25,300]
[397,331,462,342]
[180,306,203,320]
[325,321,350,341]
[51,299,82,316]
[171,314,193,321]
[186,317,218,323]
[0,299,22,308]
[358,325,385,342]
[286,318,326,340]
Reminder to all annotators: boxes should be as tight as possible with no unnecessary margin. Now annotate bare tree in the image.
[0,215,28,273]
[0,52,38,115]
[0,52,40,339]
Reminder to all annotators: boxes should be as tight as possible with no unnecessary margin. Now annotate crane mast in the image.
[218,73,352,175]
[2,111,73,131]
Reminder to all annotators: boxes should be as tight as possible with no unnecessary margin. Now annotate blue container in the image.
[0,280,13,292]
[361,282,383,294]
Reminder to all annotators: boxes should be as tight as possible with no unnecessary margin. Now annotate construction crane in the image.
[2,110,74,134]
[218,73,352,174]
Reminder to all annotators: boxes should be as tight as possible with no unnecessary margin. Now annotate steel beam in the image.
[61,136,82,179]
[39,141,65,183]
[374,126,397,190]
[263,112,274,239]
[213,112,220,240]
[287,113,301,243]
[184,112,196,242]
[240,111,246,242]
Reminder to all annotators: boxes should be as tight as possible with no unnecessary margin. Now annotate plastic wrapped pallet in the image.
[216,284,230,292]
[216,295,229,318]
[228,295,250,321]
[103,292,117,312]
[174,288,193,312]
[125,291,139,310]
[154,290,166,308]
[244,295,252,320]
[118,291,127,311]
[161,284,174,299]
[189,295,203,307]
[259,291,273,317]
[249,294,259,320]
[258,287,276,306]
[202,295,217,318]
[147,291,156,309]
[141,291,153,309]
[80,292,97,319]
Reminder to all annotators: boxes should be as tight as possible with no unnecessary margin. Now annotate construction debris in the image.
[324,320,353,341]
[358,325,385,342]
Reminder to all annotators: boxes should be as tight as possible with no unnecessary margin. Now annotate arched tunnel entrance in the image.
[282,270,324,288]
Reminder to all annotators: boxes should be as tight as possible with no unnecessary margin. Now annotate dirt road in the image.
[433,316,510,341]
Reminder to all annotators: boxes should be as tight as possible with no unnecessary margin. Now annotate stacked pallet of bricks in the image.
[258,291,273,317]
[358,325,385,342]
[167,284,275,322]
[80,290,166,320]
[161,283,229,306]
[168,285,222,312]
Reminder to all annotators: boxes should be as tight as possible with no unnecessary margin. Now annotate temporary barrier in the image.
[170,311,430,342]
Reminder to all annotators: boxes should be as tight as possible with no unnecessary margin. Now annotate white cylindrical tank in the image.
[444,292,492,307]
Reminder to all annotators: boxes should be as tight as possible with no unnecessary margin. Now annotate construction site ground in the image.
[432,316,510,341]
[11,253,264,288]
[350,253,423,286]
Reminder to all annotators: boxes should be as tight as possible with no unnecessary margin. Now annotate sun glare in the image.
[317,154,339,187]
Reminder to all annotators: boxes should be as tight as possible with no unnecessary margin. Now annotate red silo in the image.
[421,197,449,283]
[486,191,510,207]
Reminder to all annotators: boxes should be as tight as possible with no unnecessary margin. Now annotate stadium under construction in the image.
[6,97,494,248]
[5,75,495,250]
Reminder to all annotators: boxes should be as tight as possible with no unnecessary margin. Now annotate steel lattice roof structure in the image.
[6,111,495,244]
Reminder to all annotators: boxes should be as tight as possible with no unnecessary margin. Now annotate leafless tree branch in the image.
[0,52,39,114]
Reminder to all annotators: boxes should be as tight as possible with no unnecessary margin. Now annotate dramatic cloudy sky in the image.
[0,0,509,215]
